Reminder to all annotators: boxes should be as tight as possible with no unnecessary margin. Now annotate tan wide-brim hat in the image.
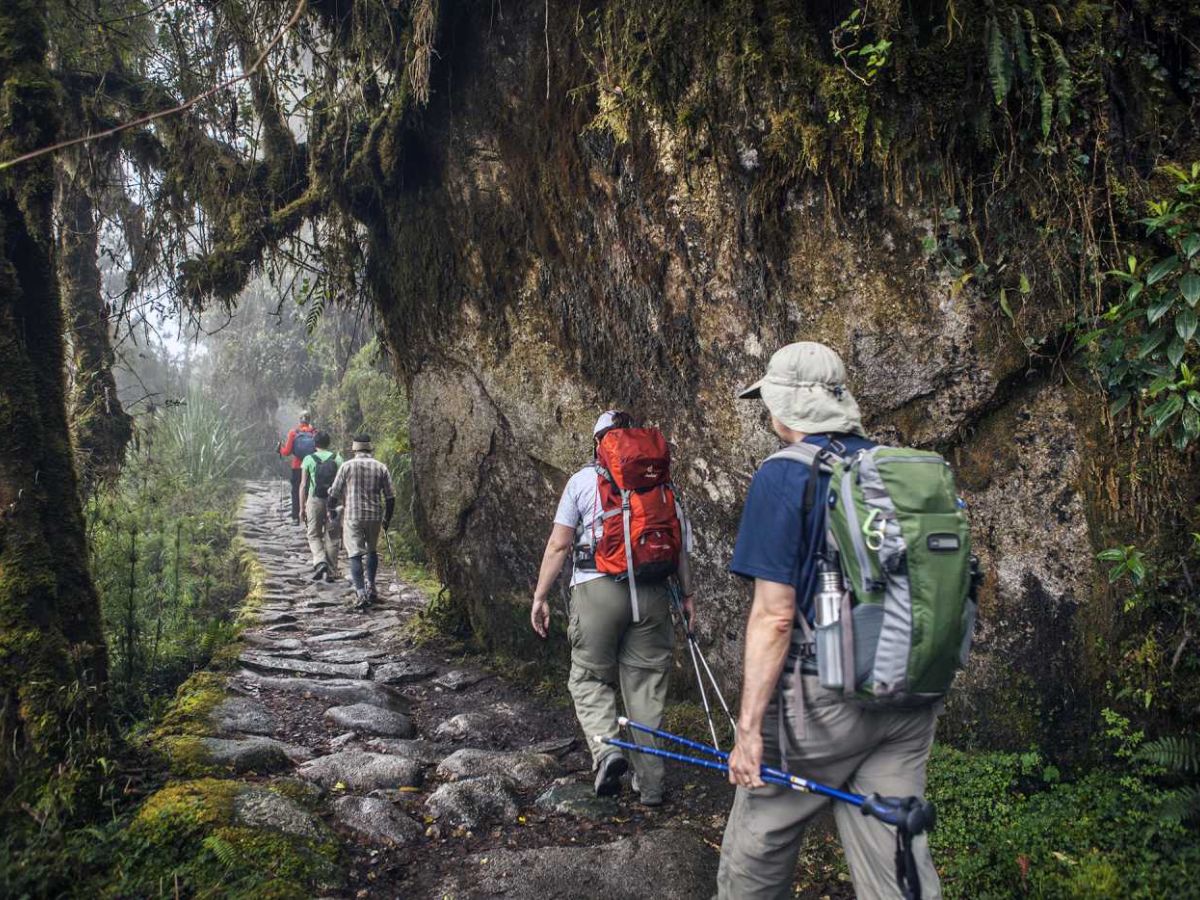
[738,341,865,436]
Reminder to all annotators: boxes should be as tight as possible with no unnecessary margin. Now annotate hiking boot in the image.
[291,517,300,526]
[594,752,628,798]
[632,773,663,807]
[350,590,369,611]
[311,562,328,581]
[324,567,339,583]
[367,586,379,605]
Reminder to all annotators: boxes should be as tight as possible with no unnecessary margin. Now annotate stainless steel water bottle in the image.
[814,558,845,689]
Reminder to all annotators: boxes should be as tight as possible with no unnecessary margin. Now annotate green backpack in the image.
[772,442,980,707]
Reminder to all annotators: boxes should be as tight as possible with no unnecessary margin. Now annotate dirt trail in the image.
[230,481,726,898]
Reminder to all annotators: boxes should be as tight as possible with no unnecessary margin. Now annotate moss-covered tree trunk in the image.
[57,153,133,495]
[0,0,111,815]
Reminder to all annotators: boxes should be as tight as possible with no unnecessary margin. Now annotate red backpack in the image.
[591,427,683,620]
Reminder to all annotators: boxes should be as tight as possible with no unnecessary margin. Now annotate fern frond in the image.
[1008,9,1030,77]
[1044,33,1073,125]
[202,834,240,868]
[986,16,1011,106]
[305,291,327,334]
[1136,735,1200,775]
[1159,785,1200,824]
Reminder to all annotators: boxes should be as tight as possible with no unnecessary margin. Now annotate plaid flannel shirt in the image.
[328,454,395,522]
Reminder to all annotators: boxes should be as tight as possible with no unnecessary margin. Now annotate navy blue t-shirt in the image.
[729,433,875,623]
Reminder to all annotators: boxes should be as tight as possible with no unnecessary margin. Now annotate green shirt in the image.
[301,449,343,498]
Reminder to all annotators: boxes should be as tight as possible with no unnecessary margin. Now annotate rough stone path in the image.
[230,481,722,898]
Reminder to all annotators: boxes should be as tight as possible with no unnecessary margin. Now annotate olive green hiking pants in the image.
[305,498,341,572]
[568,576,673,797]
[718,675,942,900]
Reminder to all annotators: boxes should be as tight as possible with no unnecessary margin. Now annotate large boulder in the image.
[434,828,718,898]
[324,703,415,738]
[436,749,561,791]
[297,750,423,791]
[330,795,423,846]
[425,775,519,829]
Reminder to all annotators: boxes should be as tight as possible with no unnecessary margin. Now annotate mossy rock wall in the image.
[362,2,1200,753]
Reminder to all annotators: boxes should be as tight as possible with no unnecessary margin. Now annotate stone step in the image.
[239,652,369,679]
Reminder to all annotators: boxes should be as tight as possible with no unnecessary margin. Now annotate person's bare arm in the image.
[531,523,574,638]
[727,578,796,788]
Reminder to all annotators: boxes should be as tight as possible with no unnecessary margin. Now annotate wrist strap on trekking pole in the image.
[860,793,935,900]
[895,824,921,900]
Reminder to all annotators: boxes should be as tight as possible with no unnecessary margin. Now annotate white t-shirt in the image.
[552,464,694,588]
[554,467,606,588]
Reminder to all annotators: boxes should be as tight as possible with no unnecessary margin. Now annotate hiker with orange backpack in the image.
[278,411,317,525]
[530,411,695,805]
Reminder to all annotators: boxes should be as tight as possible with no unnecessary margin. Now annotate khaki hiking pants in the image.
[568,576,673,797]
[718,675,942,900]
[305,498,341,572]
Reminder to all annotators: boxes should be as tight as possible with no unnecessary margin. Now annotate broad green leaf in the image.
[1152,392,1185,427]
[1019,272,1031,294]
[999,289,1014,322]
[1096,548,1127,562]
[1136,327,1168,358]
[1188,390,1200,412]
[1128,282,1143,303]
[1128,556,1147,583]
[1128,255,1138,273]
[1181,272,1200,306]
[1167,336,1187,368]
[1108,392,1131,416]
[1147,295,1176,324]
[1146,255,1180,286]
[1147,374,1175,396]
[1177,307,1198,342]
[1183,407,1200,438]
[1183,234,1200,260]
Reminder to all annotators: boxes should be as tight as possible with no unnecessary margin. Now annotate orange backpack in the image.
[591,427,683,620]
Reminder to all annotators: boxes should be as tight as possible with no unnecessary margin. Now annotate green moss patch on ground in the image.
[115,778,339,899]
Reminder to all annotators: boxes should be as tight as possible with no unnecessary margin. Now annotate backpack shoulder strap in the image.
[765,442,831,470]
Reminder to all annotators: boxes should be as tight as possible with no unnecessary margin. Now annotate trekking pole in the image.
[596,726,935,900]
[596,729,934,827]
[672,587,721,750]
[668,581,736,741]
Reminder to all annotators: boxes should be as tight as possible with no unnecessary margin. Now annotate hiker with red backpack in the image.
[278,411,317,525]
[299,431,343,582]
[530,411,695,805]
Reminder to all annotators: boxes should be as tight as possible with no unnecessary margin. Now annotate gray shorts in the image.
[342,519,381,559]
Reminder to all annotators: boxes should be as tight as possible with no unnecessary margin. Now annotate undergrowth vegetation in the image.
[87,393,251,727]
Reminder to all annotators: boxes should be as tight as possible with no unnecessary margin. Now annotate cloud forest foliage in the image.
[2,0,1200,896]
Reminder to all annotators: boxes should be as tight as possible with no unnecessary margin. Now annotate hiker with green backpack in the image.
[718,341,979,900]
[299,431,343,583]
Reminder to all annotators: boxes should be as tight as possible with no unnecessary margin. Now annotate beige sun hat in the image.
[737,341,865,436]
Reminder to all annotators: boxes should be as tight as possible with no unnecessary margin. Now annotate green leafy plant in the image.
[1081,163,1200,448]
[985,7,1072,139]
[1097,544,1148,585]
[832,7,893,85]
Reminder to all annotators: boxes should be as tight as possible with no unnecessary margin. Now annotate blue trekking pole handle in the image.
[616,718,864,807]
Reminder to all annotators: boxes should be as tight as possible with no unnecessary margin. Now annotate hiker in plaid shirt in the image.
[327,434,395,608]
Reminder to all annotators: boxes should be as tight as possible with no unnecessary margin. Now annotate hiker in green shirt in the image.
[299,431,343,582]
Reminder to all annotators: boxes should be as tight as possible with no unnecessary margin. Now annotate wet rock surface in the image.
[434,829,719,899]
[224,482,727,898]
[233,787,323,838]
[436,749,561,791]
[325,703,415,738]
[298,750,424,791]
[331,795,423,846]
[425,775,520,828]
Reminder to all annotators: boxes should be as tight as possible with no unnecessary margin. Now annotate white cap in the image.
[593,411,620,436]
